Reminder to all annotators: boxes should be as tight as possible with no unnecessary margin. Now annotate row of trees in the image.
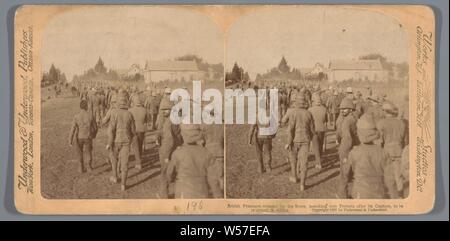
[41,64,67,87]
[256,56,304,82]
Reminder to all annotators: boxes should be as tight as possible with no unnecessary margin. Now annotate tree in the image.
[243,72,250,82]
[278,56,290,73]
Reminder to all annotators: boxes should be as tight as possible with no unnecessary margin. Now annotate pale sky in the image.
[42,6,224,80]
[226,6,409,79]
[42,6,409,81]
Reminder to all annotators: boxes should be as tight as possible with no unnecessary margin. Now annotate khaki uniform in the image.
[167,144,217,198]
[336,114,359,198]
[145,95,160,130]
[128,106,148,167]
[108,109,136,187]
[69,110,98,172]
[376,117,407,198]
[348,143,389,199]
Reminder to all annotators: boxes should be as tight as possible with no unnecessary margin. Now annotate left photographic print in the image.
[38,6,225,199]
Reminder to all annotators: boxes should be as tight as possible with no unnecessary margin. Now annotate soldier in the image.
[156,99,182,198]
[366,95,385,124]
[166,124,218,199]
[68,99,98,173]
[376,102,407,199]
[91,91,103,125]
[248,121,275,174]
[336,98,359,198]
[128,95,148,170]
[80,87,89,101]
[348,113,389,199]
[282,94,315,190]
[353,91,364,118]
[102,93,119,180]
[107,94,136,191]
[308,94,327,169]
[202,112,225,198]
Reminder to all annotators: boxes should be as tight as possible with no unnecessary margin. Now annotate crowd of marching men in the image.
[68,84,224,198]
[66,79,409,199]
[244,81,409,199]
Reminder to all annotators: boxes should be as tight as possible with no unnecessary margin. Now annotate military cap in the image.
[159,98,173,110]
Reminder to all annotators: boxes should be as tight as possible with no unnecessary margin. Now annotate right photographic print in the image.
[225,6,410,199]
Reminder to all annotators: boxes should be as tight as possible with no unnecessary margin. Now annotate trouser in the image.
[255,138,272,173]
[93,108,101,124]
[338,153,353,199]
[290,142,310,185]
[132,132,145,166]
[207,157,224,198]
[311,131,325,166]
[75,138,93,171]
[113,142,131,186]
[384,157,401,199]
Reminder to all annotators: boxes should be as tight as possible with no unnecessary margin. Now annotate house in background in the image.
[143,60,205,83]
[328,59,387,82]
